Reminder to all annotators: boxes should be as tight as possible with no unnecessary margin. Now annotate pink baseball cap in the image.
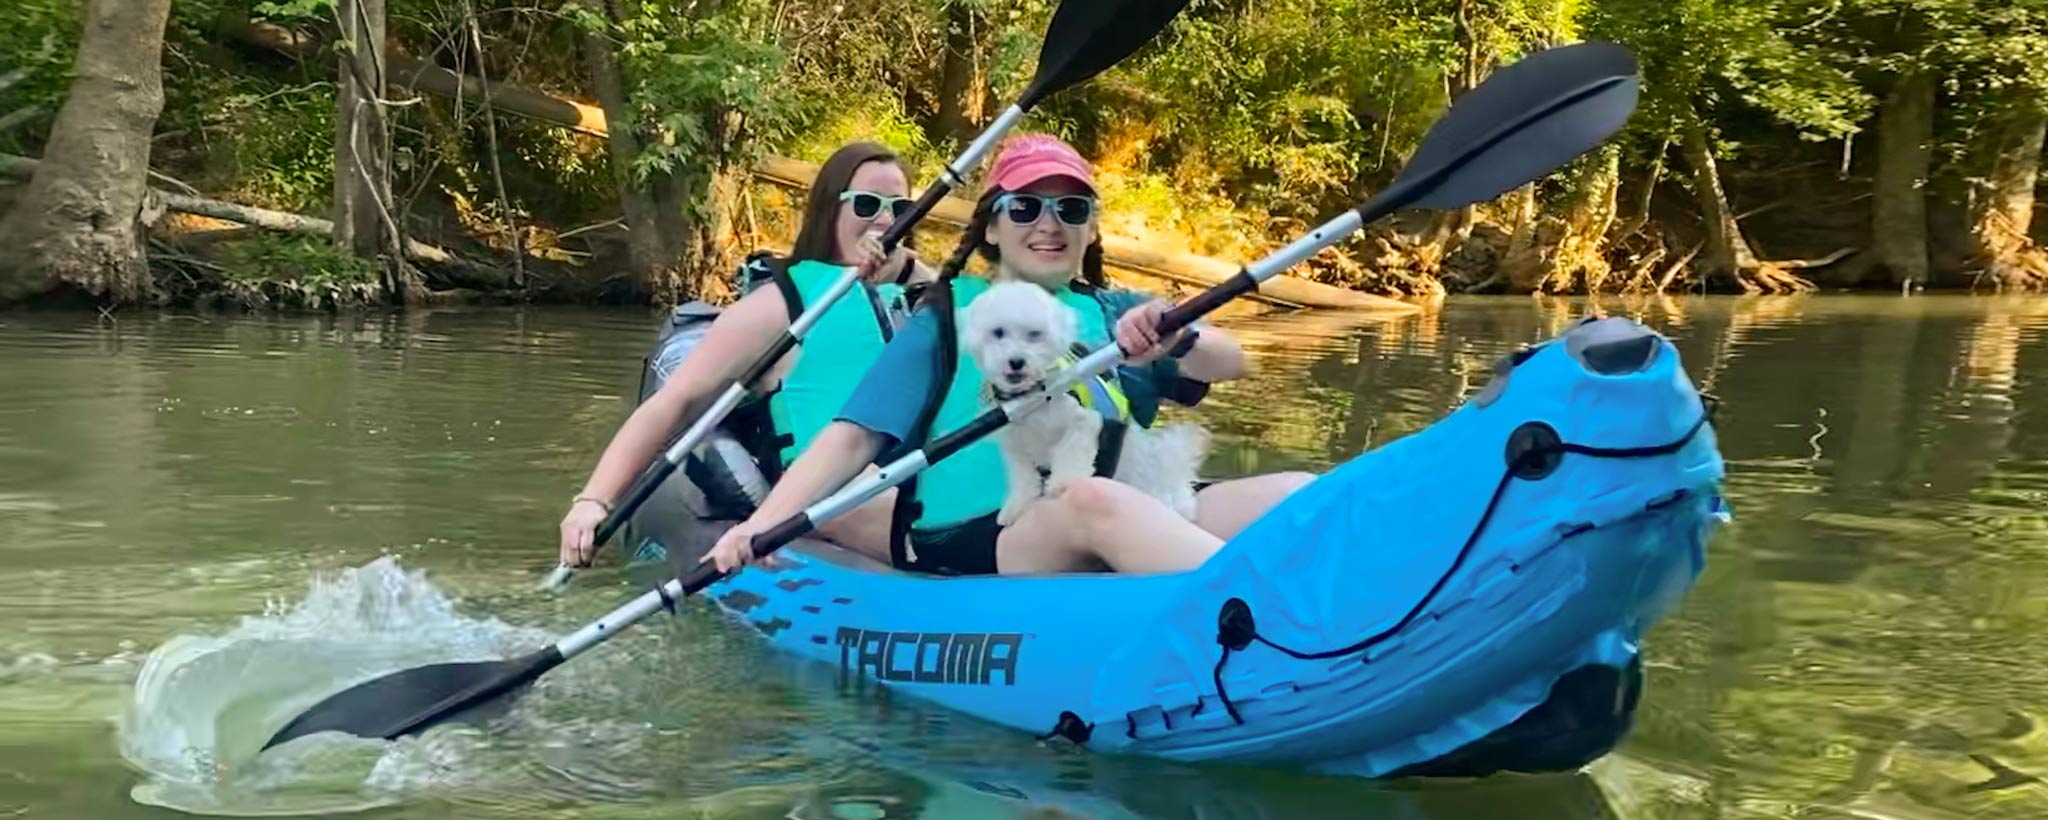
[987,134,1096,195]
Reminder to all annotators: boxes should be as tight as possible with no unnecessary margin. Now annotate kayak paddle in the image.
[264,40,1640,752]
[541,0,1194,591]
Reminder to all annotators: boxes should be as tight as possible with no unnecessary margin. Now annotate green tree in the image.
[0,0,176,305]
[1585,0,1868,293]
[1784,0,2048,289]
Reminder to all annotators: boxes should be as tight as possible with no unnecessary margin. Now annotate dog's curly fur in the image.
[961,281,1210,526]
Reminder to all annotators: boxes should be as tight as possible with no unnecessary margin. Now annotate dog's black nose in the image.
[1008,357,1026,371]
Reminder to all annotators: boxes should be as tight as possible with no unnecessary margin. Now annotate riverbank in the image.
[5,2,2044,313]
[3,164,2036,318]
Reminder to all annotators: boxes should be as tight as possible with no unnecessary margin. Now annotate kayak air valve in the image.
[1565,317,1660,376]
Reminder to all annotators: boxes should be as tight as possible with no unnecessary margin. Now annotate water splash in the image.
[116,556,557,816]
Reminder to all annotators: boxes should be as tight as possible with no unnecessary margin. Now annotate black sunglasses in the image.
[995,193,1095,227]
[840,190,913,221]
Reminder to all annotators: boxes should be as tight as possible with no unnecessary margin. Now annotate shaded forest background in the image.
[1,0,2043,310]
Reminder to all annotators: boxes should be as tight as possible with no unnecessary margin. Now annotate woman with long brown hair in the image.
[558,141,935,568]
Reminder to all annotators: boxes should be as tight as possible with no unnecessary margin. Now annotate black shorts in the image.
[899,512,1003,576]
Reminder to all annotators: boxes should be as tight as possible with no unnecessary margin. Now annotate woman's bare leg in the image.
[1193,471,1316,541]
[809,465,896,563]
[996,477,1223,575]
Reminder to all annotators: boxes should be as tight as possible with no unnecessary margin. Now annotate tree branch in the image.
[1769,246,1858,269]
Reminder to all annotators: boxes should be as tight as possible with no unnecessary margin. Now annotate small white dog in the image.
[961,281,1210,526]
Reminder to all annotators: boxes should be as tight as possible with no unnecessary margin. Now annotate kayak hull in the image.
[631,310,1728,778]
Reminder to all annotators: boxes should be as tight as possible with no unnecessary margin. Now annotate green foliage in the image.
[253,0,337,22]
[1027,0,1577,257]
[11,0,2043,302]
[1584,0,1870,143]
[0,0,82,154]
[782,96,941,175]
[162,76,337,213]
[566,1,793,184]
[215,234,382,310]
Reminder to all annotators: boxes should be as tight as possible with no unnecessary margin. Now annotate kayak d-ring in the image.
[1212,598,1258,726]
[1217,598,1256,651]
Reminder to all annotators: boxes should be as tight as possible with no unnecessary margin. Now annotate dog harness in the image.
[986,343,1132,424]
[1057,345,1133,423]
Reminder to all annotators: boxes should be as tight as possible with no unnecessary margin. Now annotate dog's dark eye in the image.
[1027,330,1043,341]
[991,327,1006,340]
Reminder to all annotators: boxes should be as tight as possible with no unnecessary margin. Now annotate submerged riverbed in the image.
[1,295,2043,819]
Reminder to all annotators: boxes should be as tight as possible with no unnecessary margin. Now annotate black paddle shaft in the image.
[589,456,682,550]
[672,513,816,594]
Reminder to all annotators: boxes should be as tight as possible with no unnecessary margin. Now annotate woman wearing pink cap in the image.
[706,134,1312,576]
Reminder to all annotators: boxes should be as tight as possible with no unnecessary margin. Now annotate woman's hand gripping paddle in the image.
[264,41,1640,753]
[540,0,1195,592]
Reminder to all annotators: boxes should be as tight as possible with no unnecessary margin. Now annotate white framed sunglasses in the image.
[840,190,913,221]
[994,193,1096,227]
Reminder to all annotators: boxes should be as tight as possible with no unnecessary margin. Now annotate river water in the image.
[1,295,2042,819]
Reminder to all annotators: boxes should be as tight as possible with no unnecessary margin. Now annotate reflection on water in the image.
[1,296,2043,819]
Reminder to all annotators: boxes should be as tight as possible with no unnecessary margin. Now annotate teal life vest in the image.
[889,276,1136,553]
[749,257,906,469]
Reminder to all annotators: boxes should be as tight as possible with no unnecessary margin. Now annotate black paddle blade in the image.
[1387,41,1640,212]
[262,647,563,750]
[1020,0,1191,108]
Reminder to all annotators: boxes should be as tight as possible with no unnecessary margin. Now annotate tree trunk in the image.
[462,0,525,289]
[578,5,669,297]
[1425,0,1485,245]
[0,0,173,305]
[1867,69,1935,289]
[1682,117,1758,287]
[650,166,695,300]
[333,0,418,303]
[1537,147,1621,293]
[1979,108,2045,241]
[1499,182,1544,292]
[928,1,981,147]
[1967,105,2047,290]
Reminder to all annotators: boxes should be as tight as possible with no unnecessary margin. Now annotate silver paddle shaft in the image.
[945,104,1024,185]
[663,265,862,465]
[1249,210,1365,282]
[557,579,687,658]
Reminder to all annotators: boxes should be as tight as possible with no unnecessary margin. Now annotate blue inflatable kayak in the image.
[623,308,1727,778]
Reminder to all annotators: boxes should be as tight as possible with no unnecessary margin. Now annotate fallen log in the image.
[153,190,459,266]
[4,151,491,282]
